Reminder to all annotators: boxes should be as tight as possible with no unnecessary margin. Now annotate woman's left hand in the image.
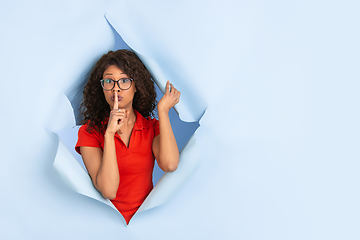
[157,81,181,114]
[153,80,180,172]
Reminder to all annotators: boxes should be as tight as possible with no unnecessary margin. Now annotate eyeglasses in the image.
[100,78,133,91]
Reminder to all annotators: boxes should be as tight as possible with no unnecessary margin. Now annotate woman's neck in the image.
[126,108,136,124]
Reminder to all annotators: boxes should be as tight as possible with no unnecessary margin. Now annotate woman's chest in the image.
[112,130,155,174]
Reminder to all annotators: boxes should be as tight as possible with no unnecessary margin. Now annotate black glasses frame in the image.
[100,78,133,91]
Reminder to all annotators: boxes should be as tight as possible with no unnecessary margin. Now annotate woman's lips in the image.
[111,95,123,101]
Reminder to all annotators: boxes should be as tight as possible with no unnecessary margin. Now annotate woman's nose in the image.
[113,82,121,91]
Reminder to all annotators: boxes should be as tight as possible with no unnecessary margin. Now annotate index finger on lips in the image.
[113,91,118,110]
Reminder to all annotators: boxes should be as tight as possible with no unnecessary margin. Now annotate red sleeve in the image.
[75,124,102,155]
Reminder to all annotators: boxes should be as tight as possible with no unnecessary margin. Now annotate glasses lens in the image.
[118,78,132,90]
[101,79,114,90]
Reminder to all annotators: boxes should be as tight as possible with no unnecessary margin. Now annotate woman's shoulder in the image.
[134,110,158,130]
[76,122,104,154]
[78,119,107,135]
[78,123,98,137]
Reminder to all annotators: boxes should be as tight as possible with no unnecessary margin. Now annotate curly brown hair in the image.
[80,49,157,133]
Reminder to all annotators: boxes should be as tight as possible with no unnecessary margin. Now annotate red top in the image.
[75,110,159,224]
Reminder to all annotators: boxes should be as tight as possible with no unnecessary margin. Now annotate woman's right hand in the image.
[106,91,127,135]
[81,91,122,200]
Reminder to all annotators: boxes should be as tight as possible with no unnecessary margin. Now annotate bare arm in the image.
[152,81,180,172]
[80,133,119,199]
[80,91,126,199]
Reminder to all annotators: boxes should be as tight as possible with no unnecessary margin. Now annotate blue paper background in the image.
[1,0,359,239]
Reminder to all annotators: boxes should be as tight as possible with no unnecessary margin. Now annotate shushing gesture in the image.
[106,91,128,135]
[157,81,181,114]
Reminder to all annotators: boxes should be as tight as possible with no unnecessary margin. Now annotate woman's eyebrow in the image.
[103,73,126,77]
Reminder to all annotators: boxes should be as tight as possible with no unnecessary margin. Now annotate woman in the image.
[75,49,180,224]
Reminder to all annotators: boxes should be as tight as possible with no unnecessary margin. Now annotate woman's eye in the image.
[120,78,130,83]
[104,79,113,83]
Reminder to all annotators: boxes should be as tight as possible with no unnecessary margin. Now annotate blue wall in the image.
[1,0,359,239]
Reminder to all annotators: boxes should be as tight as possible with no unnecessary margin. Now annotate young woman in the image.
[75,49,180,224]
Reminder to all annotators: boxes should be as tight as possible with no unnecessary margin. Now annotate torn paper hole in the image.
[52,18,207,224]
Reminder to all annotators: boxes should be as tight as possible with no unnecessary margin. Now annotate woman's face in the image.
[102,65,136,110]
